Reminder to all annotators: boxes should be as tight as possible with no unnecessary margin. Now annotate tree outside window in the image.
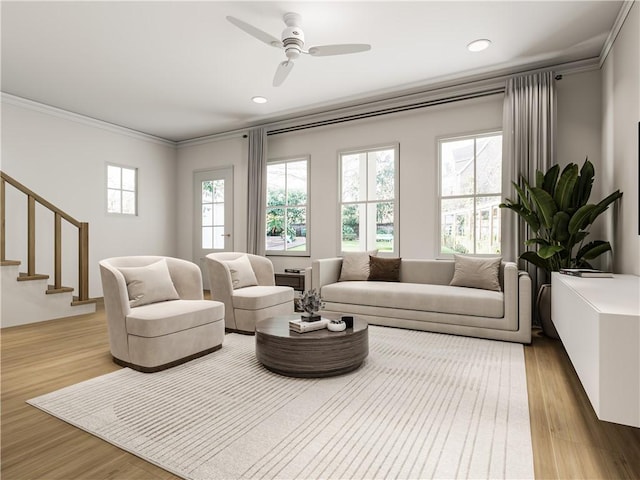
[266,159,308,254]
[339,145,398,254]
[439,133,502,255]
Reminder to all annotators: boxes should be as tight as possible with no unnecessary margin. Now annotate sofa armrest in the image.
[312,258,343,291]
[518,271,532,343]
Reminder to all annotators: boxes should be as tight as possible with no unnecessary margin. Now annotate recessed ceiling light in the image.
[252,96,268,104]
[467,39,491,52]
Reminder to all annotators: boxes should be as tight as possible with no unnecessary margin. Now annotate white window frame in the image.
[437,130,502,257]
[338,143,400,256]
[265,156,310,257]
[106,163,138,216]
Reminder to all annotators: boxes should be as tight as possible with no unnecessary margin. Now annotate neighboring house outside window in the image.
[339,144,399,254]
[266,157,308,255]
[107,164,137,215]
[438,132,502,256]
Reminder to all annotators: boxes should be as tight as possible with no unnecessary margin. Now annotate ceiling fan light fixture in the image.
[251,96,268,104]
[467,39,491,52]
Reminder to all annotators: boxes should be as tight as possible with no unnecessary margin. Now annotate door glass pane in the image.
[202,204,212,226]
[266,207,285,251]
[107,166,121,189]
[122,168,136,191]
[213,203,224,226]
[441,139,474,196]
[202,181,213,203]
[287,161,307,205]
[213,226,225,249]
[202,226,213,249]
[212,180,224,202]
[441,197,473,254]
[375,202,394,252]
[476,196,501,254]
[267,164,286,206]
[373,149,395,201]
[476,135,502,194]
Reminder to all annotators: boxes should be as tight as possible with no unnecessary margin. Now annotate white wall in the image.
[1,98,178,299]
[601,3,640,275]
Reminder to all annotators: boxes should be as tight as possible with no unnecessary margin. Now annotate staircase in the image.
[1,171,96,327]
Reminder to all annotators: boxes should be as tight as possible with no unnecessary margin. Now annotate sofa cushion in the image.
[450,255,502,291]
[369,256,401,281]
[126,300,224,337]
[118,259,180,307]
[339,250,378,281]
[232,285,294,310]
[321,281,504,318]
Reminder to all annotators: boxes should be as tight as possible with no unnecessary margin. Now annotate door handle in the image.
[220,233,231,237]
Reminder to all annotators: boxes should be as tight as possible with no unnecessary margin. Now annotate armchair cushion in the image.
[126,300,225,337]
[232,285,295,310]
[223,254,258,289]
[118,259,180,307]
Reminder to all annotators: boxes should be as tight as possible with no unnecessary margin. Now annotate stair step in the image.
[72,296,97,307]
[17,272,49,281]
[46,285,75,294]
[1,260,21,266]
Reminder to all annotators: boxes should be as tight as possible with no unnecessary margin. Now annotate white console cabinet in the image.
[551,272,639,427]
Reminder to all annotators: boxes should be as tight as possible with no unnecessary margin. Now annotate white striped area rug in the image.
[28,326,533,480]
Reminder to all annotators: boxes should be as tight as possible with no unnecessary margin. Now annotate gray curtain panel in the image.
[247,127,267,255]
[501,70,556,311]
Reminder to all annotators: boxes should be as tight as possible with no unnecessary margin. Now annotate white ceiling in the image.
[1,1,623,142]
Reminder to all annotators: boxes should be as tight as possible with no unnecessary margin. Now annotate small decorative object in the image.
[328,319,346,332]
[297,288,325,322]
[341,315,354,328]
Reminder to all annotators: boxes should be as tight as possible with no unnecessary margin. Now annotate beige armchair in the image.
[205,252,294,334]
[99,256,225,372]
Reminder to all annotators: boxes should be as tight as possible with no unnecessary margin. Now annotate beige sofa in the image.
[312,258,531,343]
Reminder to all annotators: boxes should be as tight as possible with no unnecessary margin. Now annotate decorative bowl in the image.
[327,320,346,332]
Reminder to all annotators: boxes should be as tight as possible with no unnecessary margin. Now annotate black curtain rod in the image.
[266,87,505,136]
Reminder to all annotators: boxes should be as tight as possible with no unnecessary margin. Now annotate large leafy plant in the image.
[500,159,622,272]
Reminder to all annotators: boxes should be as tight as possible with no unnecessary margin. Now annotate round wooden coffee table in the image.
[255,314,368,378]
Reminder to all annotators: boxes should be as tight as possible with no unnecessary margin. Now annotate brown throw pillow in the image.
[368,256,401,282]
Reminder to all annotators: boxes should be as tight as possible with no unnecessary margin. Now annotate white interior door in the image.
[194,168,233,288]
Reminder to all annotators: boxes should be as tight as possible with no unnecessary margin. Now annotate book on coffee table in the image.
[289,318,329,333]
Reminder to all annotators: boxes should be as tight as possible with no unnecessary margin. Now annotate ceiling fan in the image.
[226,12,371,87]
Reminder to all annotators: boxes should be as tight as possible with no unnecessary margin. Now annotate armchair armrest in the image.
[312,258,343,291]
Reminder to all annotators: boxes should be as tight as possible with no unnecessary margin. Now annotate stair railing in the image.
[0,171,90,302]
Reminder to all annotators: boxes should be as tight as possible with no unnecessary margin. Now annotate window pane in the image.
[202,204,212,226]
[441,197,473,254]
[375,202,394,253]
[202,227,213,249]
[122,168,136,191]
[107,189,121,213]
[107,166,121,189]
[213,226,225,249]
[475,196,501,254]
[287,161,307,205]
[372,149,395,201]
[266,208,285,251]
[286,207,306,251]
[212,180,224,202]
[341,154,364,202]
[342,204,365,252]
[202,181,213,203]
[441,139,474,196]
[476,135,502,194]
[122,191,136,215]
[213,203,224,226]
[267,164,286,207]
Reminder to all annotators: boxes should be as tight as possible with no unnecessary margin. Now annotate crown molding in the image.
[599,1,635,68]
[1,92,176,147]
[175,129,247,149]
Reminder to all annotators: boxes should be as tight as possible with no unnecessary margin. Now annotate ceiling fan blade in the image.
[307,44,371,57]
[226,16,281,47]
[273,61,294,87]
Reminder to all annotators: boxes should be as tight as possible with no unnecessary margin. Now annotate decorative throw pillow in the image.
[449,254,502,291]
[338,250,378,281]
[224,254,258,289]
[368,256,401,282]
[118,259,180,308]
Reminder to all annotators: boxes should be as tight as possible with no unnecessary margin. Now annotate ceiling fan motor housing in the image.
[282,26,304,60]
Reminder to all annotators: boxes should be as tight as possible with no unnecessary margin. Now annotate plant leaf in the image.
[554,163,579,211]
[527,186,557,228]
[525,238,550,246]
[520,251,551,270]
[550,211,570,243]
[538,245,564,259]
[512,181,532,211]
[542,164,560,196]
[573,158,594,207]
[568,204,597,234]
[535,170,545,189]
[576,240,612,261]
[588,190,623,223]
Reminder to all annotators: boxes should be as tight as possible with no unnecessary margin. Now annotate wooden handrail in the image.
[0,171,90,301]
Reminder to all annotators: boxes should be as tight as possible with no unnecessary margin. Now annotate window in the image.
[266,158,308,255]
[439,132,502,255]
[107,164,137,215]
[339,145,398,254]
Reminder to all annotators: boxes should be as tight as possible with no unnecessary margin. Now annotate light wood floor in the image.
[2,306,639,480]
